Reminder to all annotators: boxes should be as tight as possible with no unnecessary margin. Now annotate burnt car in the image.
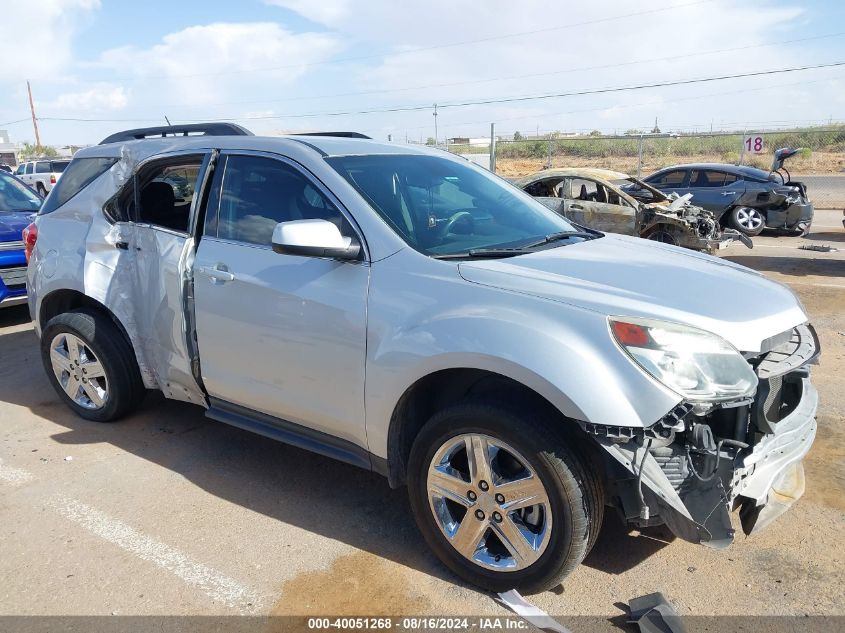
[635,149,813,237]
[513,168,750,253]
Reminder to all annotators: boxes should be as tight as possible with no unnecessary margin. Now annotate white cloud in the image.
[97,22,342,105]
[47,85,129,112]
[0,0,99,82]
[263,0,351,25]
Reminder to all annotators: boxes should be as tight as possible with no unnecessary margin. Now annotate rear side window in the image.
[36,162,50,173]
[25,163,33,175]
[689,170,728,187]
[136,158,203,233]
[39,157,118,215]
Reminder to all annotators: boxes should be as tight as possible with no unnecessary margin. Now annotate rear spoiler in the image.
[99,123,253,145]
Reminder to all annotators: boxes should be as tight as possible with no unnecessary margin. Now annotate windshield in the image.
[327,154,578,257]
[0,171,42,212]
[615,177,667,202]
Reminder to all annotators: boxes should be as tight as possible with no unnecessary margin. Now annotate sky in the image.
[1,0,844,147]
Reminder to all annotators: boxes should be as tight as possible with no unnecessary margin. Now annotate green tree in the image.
[19,142,58,160]
[589,130,602,136]
[513,131,523,141]
[624,128,643,136]
[425,137,436,146]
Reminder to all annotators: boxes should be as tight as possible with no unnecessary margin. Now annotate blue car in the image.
[0,170,41,308]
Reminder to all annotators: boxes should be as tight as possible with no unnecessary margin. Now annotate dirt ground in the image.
[0,211,843,625]
[495,151,845,178]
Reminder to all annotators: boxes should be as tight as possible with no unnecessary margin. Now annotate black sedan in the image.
[631,150,812,236]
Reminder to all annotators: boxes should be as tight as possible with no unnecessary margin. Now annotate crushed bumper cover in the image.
[596,377,817,547]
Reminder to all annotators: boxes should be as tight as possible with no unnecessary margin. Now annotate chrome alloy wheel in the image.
[426,434,552,571]
[736,207,764,231]
[49,333,108,410]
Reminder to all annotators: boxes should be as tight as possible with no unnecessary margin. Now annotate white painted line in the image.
[0,459,34,485]
[782,281,845,289]
[51,496,263,613]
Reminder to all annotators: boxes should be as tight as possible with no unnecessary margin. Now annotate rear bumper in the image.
[765,201,813,231]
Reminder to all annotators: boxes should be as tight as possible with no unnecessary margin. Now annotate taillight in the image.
[50,174,56,184]
[22,222,37,263]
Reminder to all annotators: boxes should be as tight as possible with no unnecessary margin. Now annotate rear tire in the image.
[728,206,765,236]
[36,182,47,196]
[407,400,603,593]
[41,309,144,422]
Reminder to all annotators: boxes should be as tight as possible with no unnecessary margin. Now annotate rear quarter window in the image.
[39,157,119,215]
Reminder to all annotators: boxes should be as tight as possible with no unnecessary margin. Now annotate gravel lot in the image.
[0,210,842,623]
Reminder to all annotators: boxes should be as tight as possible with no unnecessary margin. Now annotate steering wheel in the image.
[439,210,474,237]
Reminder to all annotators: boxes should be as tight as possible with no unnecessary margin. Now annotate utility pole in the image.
[490,123,496,174]
[27,80,41,149]
[433,103,438,146]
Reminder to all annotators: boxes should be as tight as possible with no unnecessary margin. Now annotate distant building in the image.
[0,130,20,167]
[447,137,490,146]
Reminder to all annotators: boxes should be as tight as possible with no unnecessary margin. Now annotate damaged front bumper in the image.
[590,325,819,548]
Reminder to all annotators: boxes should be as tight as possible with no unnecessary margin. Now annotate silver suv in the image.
[26,124,819,593]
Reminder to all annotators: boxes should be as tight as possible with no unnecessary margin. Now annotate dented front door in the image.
[562,178,637,235]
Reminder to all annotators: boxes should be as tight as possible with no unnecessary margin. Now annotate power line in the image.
[97,0,714,81]
[47,59,843,124]
[397,76,842,134]
[143,30,845,111]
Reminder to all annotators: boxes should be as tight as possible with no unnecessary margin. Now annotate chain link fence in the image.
[446,126,845,209]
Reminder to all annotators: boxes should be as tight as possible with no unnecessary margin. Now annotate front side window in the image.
[327,154,577,257]
[0,171,42,212]
[40,157,118,215]
[136,157,203,232]
[14,164,24,175]
[649,170,687,188]
[216,155,346,247]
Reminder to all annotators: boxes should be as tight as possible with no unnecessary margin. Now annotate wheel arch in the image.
[38,289,145,384]
[384,367,585,488]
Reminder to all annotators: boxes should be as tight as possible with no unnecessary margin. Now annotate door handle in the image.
[198,264,235,283]
[721,191,737,196]
[569,204,584,210]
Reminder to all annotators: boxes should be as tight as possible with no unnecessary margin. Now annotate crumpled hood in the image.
[458,234,806,352]
[0,211,34,243]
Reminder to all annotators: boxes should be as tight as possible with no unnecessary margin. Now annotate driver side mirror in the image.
[271,219,361,260]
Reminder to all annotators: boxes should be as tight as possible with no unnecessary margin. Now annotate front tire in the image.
[728,206,765,236]
[41,309,145,422]
[407,400,603,593]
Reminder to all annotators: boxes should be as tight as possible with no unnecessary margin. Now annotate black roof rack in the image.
[99,123,253,145]
[293,132,371,139]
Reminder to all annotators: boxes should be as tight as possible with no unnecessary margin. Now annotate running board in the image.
[205,398,372,471]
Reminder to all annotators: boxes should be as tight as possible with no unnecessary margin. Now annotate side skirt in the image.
[205,398,387,476]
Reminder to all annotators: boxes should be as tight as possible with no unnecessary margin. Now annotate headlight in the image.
[609,317,758,402]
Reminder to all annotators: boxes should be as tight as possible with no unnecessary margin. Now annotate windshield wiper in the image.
[432,247,530,260]
[522,230,600,249]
